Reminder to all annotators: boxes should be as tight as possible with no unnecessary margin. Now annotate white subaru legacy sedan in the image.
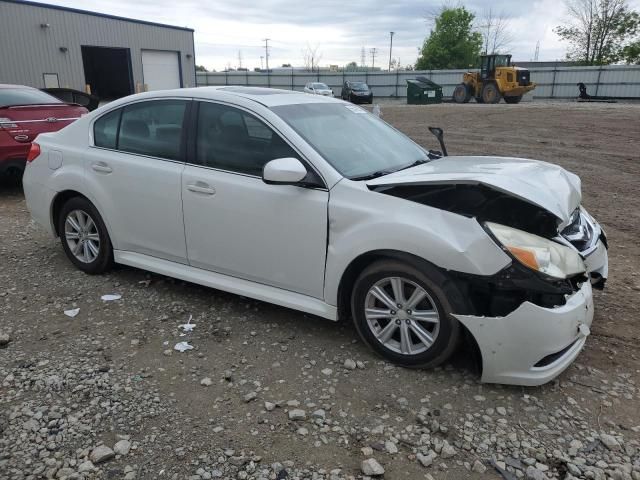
[23,86,608,386]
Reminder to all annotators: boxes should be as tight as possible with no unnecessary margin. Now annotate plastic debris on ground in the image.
[179,315,196,332]
[63,308,80,318]
[174,341,193,352]
[101,294,122,301]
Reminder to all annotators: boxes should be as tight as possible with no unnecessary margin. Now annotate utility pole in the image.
[260,56,264,70]
[388,32,394,72]
[263,38,270,71]
[238,50,243,70]
[360,46,366,67]
[370,48,377,70]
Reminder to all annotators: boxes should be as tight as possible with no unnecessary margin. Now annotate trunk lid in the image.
[366,156,581,224]
[0,104,87,143]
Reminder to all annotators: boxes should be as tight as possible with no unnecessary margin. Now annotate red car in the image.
[0,84,88,178]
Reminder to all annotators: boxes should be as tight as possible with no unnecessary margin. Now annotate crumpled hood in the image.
[366,156,582,224]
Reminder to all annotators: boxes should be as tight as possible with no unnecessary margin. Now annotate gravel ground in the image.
[1,102,639,480]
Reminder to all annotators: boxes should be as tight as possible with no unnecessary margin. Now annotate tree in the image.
[480,8,514,54]
[622,40,640,62]
[345,61,358,71]
[302,43,323,71]
[195,65,208,72]
[416,7,483,70]
[281,63,292,68]
[554,0,640,65]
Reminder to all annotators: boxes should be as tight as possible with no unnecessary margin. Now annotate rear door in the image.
[86,99,190,263]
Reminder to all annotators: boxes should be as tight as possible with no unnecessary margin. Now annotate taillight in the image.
[27,142,41,163]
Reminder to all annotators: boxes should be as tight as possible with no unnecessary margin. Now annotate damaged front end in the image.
[370,182,608,317]
[367,158,609,385]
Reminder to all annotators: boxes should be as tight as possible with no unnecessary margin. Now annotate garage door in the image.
[141,50,181,91]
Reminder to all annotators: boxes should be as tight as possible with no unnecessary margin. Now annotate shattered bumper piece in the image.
[455,281,594,386]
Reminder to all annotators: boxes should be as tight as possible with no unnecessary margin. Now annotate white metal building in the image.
[0,0,196,99]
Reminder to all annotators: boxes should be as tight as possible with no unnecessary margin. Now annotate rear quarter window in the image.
[93,108,121,149]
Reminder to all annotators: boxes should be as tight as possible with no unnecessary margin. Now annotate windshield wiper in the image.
[395,158,430,172]
[349,170,395,181]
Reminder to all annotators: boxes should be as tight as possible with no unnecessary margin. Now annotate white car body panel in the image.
[85,147,188,263]
[21,86,610,387]
[323,179,512,305]
[455,281,594,386]
[182,165,328,298]
[366,156,582,225]
[115,251,337,319]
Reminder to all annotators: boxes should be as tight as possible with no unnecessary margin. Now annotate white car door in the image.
[181,101,328,298]
[87,99,189,263]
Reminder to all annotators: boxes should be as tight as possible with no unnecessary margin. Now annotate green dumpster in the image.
[406,76,443,105]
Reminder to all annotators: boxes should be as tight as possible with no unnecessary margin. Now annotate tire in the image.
[58,196,114,274]
[351,259,465,368]
[504,95,523,104]
[453,84,471,103]
[481,82,501,104]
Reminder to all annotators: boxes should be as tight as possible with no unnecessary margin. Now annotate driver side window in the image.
[196,102,299,176]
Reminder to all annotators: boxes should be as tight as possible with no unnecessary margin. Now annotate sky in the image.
[41,0,640,71]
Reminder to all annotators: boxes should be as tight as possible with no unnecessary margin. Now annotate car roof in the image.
[0,84,37,90]
[106,86,340,108]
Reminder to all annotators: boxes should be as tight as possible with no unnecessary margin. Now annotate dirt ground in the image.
[1,102,639,480]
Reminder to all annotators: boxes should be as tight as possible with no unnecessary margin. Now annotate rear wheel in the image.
[351,260,464,368]
[58,197,114,274]
[453,84,471,103]
[504,95,523,104]
[481,82,502,104]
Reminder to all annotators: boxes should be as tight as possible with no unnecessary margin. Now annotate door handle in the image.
[186,182,215,195]
[92,162,112,174]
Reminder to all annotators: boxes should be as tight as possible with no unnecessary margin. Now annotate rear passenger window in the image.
[94,108,121,149]
[196,102,298,176]
[118,100,187,161]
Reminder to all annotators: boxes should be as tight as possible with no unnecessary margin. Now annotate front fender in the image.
[324,181,511,306]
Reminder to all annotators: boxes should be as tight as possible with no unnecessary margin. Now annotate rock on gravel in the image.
[0,332,10,346]
[417,453,434,467]
[114,439,132,455]
[200,377,213,386]
[525,466,548,480]
[288,409,306,420]
[472,459,487,473]
[90,445,115,464]
[343,358,357,370]
[361,458,385,476]
[600,433,621,450]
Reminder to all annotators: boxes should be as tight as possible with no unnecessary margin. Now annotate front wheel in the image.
[481,82,502,104]
[58,197,114,274]
[453,84,471,103]
[351,260,463,368]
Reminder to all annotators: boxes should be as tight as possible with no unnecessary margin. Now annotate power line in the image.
[388,32,395,71]
[263,38,270,71]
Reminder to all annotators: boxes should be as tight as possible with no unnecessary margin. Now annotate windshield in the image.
[312,83,328,89]
[272,103,429,179]
[0,88,62,107]
[351,83,369,91]
[494,55,511,67]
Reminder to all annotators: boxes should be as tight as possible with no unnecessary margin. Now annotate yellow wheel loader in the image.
[453,54,536,104]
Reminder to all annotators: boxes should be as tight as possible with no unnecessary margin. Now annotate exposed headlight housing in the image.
[486,222,586,279]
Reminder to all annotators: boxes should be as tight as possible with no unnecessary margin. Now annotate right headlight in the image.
[485,222,586,279]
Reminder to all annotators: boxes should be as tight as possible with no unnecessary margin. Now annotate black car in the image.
[341,81,373,104]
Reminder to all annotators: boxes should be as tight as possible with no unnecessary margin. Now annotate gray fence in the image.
[196,65,640,100]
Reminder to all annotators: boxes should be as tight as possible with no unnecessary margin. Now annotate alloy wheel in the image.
[64,209,100,264]
[364,276,440,355]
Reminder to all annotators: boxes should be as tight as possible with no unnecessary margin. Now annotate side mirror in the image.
[262,157,308,185]
[428,126,448,156]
